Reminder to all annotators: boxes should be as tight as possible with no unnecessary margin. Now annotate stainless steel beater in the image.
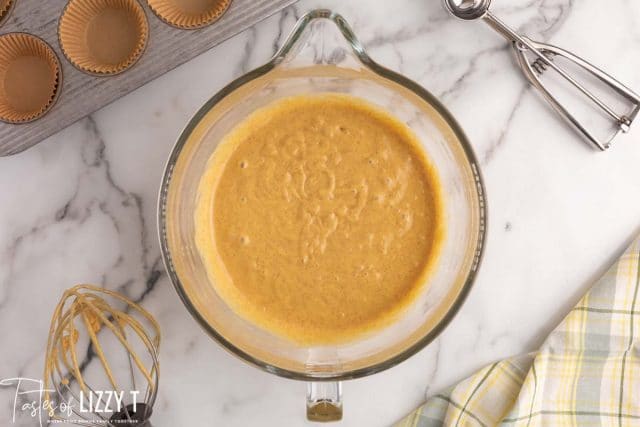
[44,285,160,427]
[443,0,640,151]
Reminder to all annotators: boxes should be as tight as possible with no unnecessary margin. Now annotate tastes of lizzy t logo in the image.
[0,377,140,426]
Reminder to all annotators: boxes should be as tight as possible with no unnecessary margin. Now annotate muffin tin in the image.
[0,0,298,156]
[0,0,14,24]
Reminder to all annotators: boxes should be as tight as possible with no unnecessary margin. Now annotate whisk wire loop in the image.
[44,284,160,427]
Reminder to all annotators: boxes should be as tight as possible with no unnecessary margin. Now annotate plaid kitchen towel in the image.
[396,236,640,427]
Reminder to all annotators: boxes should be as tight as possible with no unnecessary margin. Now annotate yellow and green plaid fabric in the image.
[396,237,640,427]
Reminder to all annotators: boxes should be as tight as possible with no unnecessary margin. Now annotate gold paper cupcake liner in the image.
[147,0,232,30]
[0,0,15,25]
[59,0,149,75]
[0,33,62,123]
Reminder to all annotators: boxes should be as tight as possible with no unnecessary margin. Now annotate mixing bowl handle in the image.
[306,381,343,422]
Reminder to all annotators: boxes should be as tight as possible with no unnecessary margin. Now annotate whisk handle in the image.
[109,403,153,427]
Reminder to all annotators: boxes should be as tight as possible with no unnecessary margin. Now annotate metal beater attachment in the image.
[44,285,160,427]
[443,0,640,151]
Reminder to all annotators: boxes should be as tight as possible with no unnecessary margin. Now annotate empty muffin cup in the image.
[147,0,231,29]
[0,0,15,25]
[0,33,62,123]
[59,0,149,75]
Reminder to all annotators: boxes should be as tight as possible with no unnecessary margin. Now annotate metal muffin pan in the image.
[0,0,298,156]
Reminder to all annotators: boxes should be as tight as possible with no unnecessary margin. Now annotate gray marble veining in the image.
[1,0,640,425]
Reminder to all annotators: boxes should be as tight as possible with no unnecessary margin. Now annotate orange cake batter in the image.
[195,94,445,344]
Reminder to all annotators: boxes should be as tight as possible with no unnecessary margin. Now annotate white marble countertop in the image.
[2,0,640,425]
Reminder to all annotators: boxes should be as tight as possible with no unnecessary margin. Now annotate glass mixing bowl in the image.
[158,9,486,421]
